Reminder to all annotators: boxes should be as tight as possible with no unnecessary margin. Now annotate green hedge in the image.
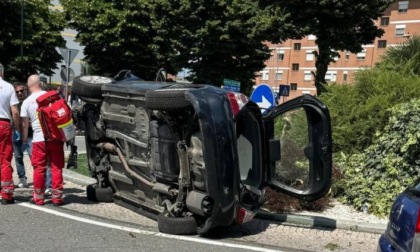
[337,99,420,216]
[320,69,420,154]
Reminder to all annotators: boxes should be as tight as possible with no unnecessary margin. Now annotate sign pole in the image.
[66,50,71,102]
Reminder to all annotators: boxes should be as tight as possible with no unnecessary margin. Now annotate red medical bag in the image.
[36,90,76,142]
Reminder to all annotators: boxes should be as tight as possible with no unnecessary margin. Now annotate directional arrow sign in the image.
[250,84,275,114]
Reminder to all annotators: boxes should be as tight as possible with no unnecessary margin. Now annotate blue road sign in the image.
[279,85,290,97]
[250,84,275,114]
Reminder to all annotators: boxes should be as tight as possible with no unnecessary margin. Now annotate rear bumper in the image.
[378,234,395,252]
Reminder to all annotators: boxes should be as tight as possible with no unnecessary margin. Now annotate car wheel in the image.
[72,75,113,100]
[157,213,197,235]
[145,89,191,110]
[86,184,114,202]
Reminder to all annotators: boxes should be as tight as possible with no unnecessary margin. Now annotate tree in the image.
[378,35,420,76]
[151,0,275,93]
[61,0,282,93]
[61,0,169,80]
[0,0,65,82]
[260,0,394,95]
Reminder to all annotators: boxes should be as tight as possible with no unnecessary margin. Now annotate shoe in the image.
[29,198,44,206]
[17,177,27,188]
[1,198,15,205]
[45,188,52,195]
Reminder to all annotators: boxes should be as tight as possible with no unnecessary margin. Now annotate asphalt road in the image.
[0,201,288,252]
[10,140,382,252]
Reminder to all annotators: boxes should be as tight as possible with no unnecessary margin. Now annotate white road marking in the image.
[19,202,282,252]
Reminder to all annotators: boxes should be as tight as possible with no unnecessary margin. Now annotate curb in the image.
[63,169,96,187]
[256,210,387,234]
[61,153,388,235]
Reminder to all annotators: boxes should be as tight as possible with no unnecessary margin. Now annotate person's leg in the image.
[66,138,78,169]
[0,122,14,202]
[13,140,26,179]
[47,141,64,205]
[31,141,47,205]
[25,138,33,160]
[45,160,52,194]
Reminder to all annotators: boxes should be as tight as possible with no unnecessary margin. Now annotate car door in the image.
[263,94,332,201]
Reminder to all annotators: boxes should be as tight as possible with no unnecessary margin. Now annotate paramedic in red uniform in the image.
[0,63,20,204]
[21,74,65,206]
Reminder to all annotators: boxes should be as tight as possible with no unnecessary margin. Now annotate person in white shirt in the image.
[21,74,65,206]
[0,63,21,204]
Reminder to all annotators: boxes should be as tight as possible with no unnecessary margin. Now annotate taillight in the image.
[416,205,420,233]
[227,92,249,118]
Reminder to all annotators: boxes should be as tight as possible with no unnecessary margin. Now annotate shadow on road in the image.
[203,219,271,239]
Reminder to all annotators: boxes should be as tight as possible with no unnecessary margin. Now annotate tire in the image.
[72,75,113,100]
[157,213,197,235]
[145,89,191,110]
[86,184,114,202]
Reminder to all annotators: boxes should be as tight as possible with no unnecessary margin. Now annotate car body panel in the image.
[378,181,420,251]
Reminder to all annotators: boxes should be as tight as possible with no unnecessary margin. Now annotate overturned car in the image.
[72,74,332,235]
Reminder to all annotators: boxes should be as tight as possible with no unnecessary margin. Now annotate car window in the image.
[273,108,310,191]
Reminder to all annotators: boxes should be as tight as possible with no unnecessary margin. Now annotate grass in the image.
[324,242,340,251]
[68,153,90,177]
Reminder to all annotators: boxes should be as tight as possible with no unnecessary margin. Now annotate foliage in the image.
[0,0,65,82]
[260,0,393,95]
[264,187,332,213]
[152,0,272,94]
[338,99,420,217]
[61,0,273,93]
[60,0,162,80]
[320,69,420,153]
[378,35,420,76]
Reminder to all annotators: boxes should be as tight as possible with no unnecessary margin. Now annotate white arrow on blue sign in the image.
[250,84,275,114]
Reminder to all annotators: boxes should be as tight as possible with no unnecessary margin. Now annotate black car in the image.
[71,74,332,235]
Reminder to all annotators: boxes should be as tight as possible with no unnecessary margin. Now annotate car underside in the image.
[72,72,333,236]
[73,76,265,235]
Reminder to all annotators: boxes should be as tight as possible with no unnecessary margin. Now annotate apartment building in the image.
[255,0,420,100]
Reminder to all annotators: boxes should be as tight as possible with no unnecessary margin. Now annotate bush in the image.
[338,99,420,217]
[320,69,420,154]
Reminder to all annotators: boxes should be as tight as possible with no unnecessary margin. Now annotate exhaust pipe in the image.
[96,142,155,187]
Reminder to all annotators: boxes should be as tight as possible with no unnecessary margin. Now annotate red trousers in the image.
[0,121,14,200]
[31,141,64,205]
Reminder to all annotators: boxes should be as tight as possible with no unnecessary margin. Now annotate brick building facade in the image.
[255,0,420,101]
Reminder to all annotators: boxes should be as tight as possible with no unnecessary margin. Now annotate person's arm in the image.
[21,117,29,144]
[11,104,20,133]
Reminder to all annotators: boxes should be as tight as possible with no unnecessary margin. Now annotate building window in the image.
[343,71,348,82]
[398,1,409,13]
[380,17,389,26]
[306,50,315,61]
[378,40,387,48]
[292,63,299,71]
[357,49,366,60]
[325,71,337,82]
[290,83,298,90]
[261,71,269,81]
[304,71,312,81]
[293,43,301,50]
[277,50,285,61]
[395,24,406,36]
[275,71,283,80]
[345,51,350,60]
